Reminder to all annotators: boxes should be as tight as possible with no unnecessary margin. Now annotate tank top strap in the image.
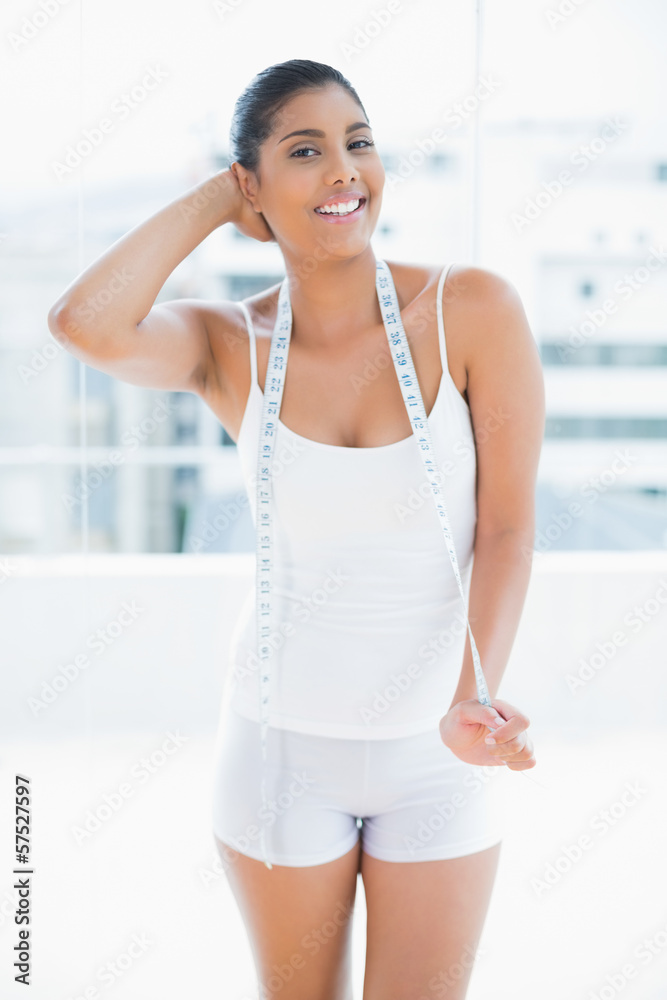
[435,263,456,374]
[237,300,258,389]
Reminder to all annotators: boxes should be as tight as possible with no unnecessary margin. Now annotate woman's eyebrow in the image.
[277,121,372,144]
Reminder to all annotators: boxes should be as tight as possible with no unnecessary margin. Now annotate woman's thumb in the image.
[457,699,505,730]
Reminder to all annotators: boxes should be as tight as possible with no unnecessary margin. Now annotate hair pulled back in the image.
[228,58,369,177]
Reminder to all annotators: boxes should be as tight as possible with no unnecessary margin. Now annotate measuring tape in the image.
[375,259,493,707]
[253,257,527,871]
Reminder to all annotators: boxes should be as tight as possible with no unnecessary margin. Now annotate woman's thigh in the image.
[211,708,366,999]
[215,834,361,1000]
[356,726,507,1000]
[360,843,502,1000]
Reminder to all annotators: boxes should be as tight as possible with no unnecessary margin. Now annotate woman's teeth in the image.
[315,198,362,215]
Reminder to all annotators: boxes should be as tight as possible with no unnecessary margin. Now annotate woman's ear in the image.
[231,161,260,211]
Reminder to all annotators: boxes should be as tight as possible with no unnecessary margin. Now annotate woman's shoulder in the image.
[237,261,521,331]
[438,261,520,310]
[385,259,519,311]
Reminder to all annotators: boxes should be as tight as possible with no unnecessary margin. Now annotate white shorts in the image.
[211,703,506,867]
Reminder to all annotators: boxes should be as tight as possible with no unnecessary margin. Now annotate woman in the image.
[48,58,544,1000]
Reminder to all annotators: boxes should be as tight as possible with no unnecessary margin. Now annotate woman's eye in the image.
[291,138,375,158]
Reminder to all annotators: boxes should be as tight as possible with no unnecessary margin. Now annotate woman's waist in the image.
[273,556,470,605]
[230,590,471,654]
[227,618,469,723]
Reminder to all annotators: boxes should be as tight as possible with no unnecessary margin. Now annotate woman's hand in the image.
[439,697,536,770]
[226,165,276,243]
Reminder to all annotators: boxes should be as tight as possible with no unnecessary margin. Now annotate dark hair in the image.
[228,58,370,177]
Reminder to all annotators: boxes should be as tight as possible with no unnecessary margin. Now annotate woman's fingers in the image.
[506,757,537,771]
[483,703,536,767]
[439,698,537,769]
[488,731,532,758]
[487,698,530,732]
[504,742,537,769]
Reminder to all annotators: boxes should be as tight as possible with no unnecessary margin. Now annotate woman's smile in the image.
[313,197,367,223]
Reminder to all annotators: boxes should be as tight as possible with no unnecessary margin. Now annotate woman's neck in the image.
[281,245,385,350]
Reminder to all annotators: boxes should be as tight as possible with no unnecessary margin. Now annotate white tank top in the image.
[223,263,478,739]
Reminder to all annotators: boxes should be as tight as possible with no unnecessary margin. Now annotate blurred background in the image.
[1,0,666,998]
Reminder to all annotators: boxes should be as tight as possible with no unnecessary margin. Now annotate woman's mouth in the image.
[313,197,366,223]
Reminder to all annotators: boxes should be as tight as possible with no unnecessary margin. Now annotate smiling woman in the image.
[47,56,544,1000]
[227,62,386,278]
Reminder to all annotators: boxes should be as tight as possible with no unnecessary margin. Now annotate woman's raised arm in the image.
[46,167,274,393]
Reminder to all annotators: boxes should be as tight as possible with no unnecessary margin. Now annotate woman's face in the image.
[239,84,385,260]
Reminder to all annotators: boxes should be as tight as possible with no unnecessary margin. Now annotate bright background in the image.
[1,0,667,997]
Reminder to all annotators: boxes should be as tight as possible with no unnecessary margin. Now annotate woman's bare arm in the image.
[445,265,545,707]
[46,167,273,393]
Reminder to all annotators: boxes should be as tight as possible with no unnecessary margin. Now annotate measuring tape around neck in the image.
[253,258,494,870]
